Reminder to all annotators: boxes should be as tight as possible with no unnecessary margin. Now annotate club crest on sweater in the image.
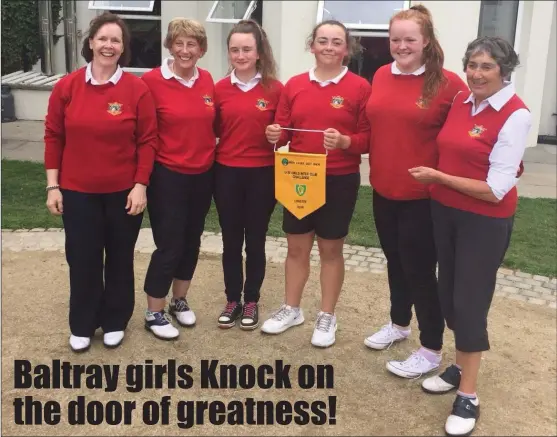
[415,96,428,109]
[330,96,344,109]
[255,98,270,111]
[468,124,486,138]
[107,102,123,116]
[203,95,214,107]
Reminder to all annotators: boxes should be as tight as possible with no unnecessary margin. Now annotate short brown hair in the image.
[81,12,131,67]
[164,18,208,55]
[307,20,361,66]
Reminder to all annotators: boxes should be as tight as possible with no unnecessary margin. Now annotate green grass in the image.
[2,159,554,277]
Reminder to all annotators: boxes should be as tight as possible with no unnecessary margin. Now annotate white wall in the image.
[415,0,482,80]
[539,8,556,136]
[264,1,316,81]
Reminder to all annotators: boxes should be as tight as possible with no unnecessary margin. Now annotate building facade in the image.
[11,0,557,146]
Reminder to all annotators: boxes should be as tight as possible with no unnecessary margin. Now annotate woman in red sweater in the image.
[261,20,371,347]
[44,12,158,352]
[363,5,468,377]
[213,20,283,330]
[141,18,216,341]
[411,37,531,437]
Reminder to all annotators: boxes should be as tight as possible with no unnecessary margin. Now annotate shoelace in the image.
[154,311,172,325]
[400,351,429,380]
[315,313,333,332]
[174,298,190,312]
[378,323,400,350]
[271,305,292,321]
[243,302,257,318]
[222,301,238,316]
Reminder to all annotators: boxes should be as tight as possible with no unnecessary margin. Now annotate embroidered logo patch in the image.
[255,98,269,111]
[203,95,214,107]
[468,124,486,138]
[415,96,428,109]
[107,102,123,116]
[330,96,344,109]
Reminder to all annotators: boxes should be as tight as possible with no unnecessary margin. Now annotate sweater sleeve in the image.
[44,79,68,169]
[345,81,372,155]
[133,89,158,185]
[273,81,293,147]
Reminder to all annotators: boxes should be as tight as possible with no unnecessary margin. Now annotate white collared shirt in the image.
[161,57,199,88]
[391,62,426,76]
[85,62,123,85]
[230,70,262,92]
[462,82,532,200]
[308,66,348,87]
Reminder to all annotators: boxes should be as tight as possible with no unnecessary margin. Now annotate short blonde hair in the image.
[164,18,208,54]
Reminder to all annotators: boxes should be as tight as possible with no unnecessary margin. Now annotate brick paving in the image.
[2,228,556,309]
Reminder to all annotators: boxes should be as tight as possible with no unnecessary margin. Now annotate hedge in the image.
[1,0,62,75]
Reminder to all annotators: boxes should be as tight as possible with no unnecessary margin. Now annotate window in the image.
[347,35,392,83]
[316,0,409,30]
[88,0,155,12]
[478,0,520,46]
[88,0,161,71]
[206,0,257,24]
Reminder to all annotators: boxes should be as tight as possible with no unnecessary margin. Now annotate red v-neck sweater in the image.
[141,67,217,174]
[214,78,283,167]
[273,71,371,175]
[366,65,468,200]
[44,67,158,193]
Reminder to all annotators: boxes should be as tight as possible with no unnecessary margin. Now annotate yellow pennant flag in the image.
[274,150,326,219]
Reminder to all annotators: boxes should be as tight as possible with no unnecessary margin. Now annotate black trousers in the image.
[213,163,276,303]
[144,163,213,299]
[431,201,514,352]
[372,190,445,351]
[61,188,143,337]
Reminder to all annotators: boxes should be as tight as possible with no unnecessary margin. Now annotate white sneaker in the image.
[311,312,337,347]
[103,331,124,348]
[69,335,90,352]
[445,395,480,436]
[145,310,179,340]
[364,322,410,350]
[260,304,304,334]
[169,297,196,327]
[386,350,440,379]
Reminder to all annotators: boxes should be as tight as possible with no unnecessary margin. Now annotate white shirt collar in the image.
[230,70,262,86]
[463,81,515,111]
[391,62,426,76]
[85,62,123,85]
[161,57,199,87]
[309,66,348,85]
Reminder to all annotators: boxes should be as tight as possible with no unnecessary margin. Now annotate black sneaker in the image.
[240,302,259,330]
[217,301,242,329]
[421,364,461,394]
[445,394,480,436]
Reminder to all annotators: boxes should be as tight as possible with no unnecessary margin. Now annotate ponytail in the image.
[391,5,447,104]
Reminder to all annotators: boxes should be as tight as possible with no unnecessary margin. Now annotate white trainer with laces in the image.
[364,322,410,350]
[311,312,337,347]
[260,304,304,334]
[386,350,440,379]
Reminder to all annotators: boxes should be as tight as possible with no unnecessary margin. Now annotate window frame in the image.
[316,0,410,30]
[87,0,155,13]
[205,0,257,24]
[89,3,162,74]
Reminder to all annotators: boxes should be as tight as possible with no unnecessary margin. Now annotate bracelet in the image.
[46,185,60,191]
